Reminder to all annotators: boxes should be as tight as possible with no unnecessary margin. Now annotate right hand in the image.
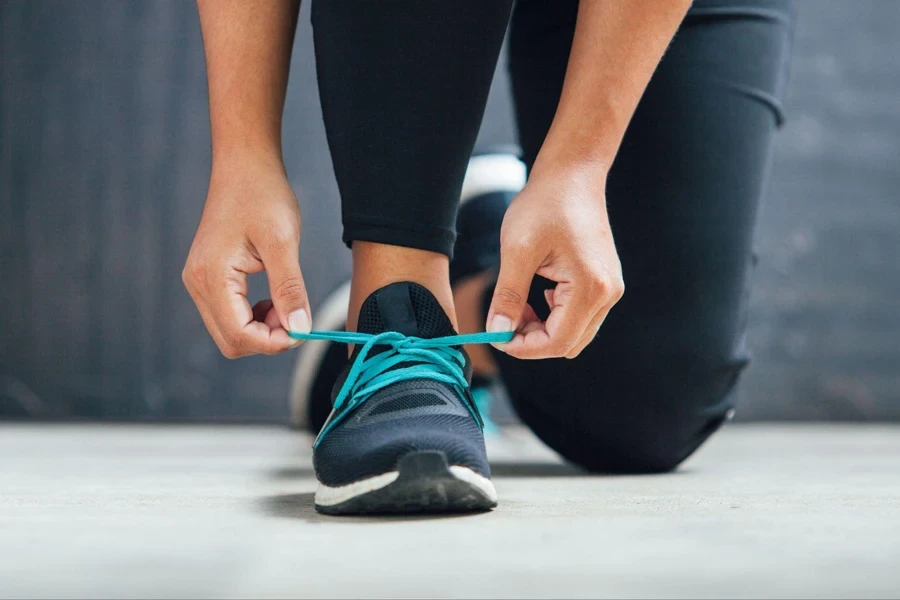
[486,164,624,360]
[182,157,312,358]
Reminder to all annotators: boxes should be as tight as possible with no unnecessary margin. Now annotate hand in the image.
[182,157,312,358]
[486,165,624,359]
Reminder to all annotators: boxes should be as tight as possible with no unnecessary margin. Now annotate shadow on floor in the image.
[258,462,694,522]
[258,492,488,524]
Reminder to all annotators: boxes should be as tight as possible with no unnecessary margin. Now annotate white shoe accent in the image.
[289,280,352,429]
[460,154,526,205]
[314,471,400,507]
[449,466,499,503]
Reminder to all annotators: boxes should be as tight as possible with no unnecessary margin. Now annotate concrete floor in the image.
[1,424,899,599]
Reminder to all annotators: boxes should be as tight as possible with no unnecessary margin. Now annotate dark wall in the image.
[744,1,900,419]
[1,1,898,421]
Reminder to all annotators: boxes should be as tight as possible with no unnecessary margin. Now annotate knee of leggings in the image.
[513,376,737,475]
[573,413,727,474]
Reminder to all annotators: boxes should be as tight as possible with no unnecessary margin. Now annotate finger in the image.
[252,299,298,341]
[209,266,299,357]
[497,321,552,359]
[192,293,232,356]
[501,279,599,359]
[184,261,229,350]
[257,231,312,335]
[548,285,603,357]
[543,279,604,355]
[487,241,542,338]
[264,304,282,330]
[490,301,540,351]
[498,288,556,358]
[544,288,556,310]
[566,276,624,358]
[564,305,609,359]
[251,299,274,323]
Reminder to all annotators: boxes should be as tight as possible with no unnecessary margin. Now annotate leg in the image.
[310,0,514,331]
[307,1,515,514]
[494,0,796,472]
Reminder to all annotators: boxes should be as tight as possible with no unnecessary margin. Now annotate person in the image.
[184,0,795,514]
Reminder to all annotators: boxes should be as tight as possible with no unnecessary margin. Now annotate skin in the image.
[185,0,305,358]
[185,0,692,361]
[348,242,458,334]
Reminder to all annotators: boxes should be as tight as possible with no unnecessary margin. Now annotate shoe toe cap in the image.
[314,416,490,487]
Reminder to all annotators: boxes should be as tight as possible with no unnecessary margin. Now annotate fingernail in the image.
[488,315,512,334]
[288,309,311,334]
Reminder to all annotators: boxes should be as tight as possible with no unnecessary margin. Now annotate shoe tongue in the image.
[356,282,456,339]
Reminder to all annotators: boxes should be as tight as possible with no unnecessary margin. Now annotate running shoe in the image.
[291,281,509,515]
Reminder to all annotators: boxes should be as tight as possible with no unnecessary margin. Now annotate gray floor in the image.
[2,424,899,599]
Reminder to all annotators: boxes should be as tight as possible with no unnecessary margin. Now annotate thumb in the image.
[487,243,540,335]
[260,241,312,335]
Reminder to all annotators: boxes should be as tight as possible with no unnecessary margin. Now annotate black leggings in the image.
[312,0,795,473]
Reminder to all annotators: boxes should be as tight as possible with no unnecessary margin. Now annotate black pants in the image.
[312,0,795,473]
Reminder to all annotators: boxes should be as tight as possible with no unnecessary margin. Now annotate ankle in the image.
[348,241,457,332]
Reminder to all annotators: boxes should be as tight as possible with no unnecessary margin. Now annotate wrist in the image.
[529,152,609,191]
[532,136,612,181]
[531,96,624,183]
[210,145,286,179]
[525,152,611,219]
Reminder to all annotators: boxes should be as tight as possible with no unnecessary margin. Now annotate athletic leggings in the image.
[311,0,795,473]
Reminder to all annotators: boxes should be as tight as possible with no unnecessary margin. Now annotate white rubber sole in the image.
[447,465,499,502]
[314,471,402,508]
[314,452,498,515]
[315,465,497,507]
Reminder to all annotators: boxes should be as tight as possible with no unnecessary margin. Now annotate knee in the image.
[565,413,727,474]
[512,367,739,475]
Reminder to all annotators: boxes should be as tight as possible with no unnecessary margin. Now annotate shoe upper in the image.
[313,282,491,488]
[308,339,349,433]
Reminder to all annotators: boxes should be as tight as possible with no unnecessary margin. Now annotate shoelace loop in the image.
[289,330,513,444]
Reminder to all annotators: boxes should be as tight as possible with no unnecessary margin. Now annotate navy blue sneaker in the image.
[296,282,507,515]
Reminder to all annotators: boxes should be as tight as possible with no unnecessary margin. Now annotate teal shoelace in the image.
[289,330,514,445]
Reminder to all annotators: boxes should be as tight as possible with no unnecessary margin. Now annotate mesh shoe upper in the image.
[313,282,491,487]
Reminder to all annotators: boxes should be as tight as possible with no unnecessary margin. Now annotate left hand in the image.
[486,165,625,359]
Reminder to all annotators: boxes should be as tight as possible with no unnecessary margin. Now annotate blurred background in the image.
[1,0,898,422]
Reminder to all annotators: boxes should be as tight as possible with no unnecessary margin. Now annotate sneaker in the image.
[289,152,526,434]
[309,281,500,515]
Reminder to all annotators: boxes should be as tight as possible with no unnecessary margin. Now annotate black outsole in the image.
[315,451,497,516]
